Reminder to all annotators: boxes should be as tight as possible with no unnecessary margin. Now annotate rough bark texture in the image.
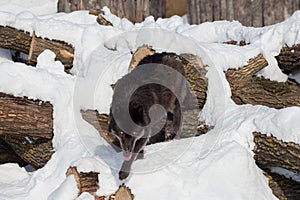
[2,135,53,168]
[276,44,300,73]
[0,26,74,70]
[66,166,99,196]
[226,54,300,109]
[0,92,53,168]
[0,93,53,139]
[0,138,27,166]
[263,168,300,200]
[180,53,207,109]
[253,132,300,175]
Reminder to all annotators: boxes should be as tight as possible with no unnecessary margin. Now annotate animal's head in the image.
[108,106,148,161]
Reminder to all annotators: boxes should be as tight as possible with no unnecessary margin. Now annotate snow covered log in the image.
[66,166,99,196]
[253,132,300,175]
[0,92,53,168]
[226,54,300,108]
[0,26,74,69]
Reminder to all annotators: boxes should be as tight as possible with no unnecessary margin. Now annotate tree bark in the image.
[276,44,300,73]
[0,138,27,166]
[0,26,74,70]
[0,92,54,168]
[226,54,300,109]
[0,93,53,139]
[263,167,300,200]
[253,132,300,199]
[1,134,53,168]
[253,132,300,175]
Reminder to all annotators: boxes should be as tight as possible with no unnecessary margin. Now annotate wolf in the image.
[108,53,191,180]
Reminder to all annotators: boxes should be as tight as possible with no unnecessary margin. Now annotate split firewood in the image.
[109,184,134,200]
[66,166,99,196]
[128,45,155,73]
[0,26,74,70]
[81,110,115,144]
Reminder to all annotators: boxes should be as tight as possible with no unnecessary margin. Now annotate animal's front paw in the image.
[119,170,130,180]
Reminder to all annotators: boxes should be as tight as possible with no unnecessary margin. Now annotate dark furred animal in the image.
[108,53,190,180]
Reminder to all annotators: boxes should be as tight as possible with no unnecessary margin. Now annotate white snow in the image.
[0,2,299,200]
[0,0,57,16]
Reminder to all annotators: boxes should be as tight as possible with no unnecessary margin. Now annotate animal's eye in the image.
[119,131,124,135]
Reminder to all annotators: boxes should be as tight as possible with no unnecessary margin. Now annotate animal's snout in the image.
[123,150,132,161]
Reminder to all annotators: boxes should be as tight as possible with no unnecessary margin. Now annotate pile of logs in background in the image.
[0,12,299,200]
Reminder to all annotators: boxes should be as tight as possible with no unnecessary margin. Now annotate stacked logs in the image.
[0,20,299,199]
[0,26,74,71]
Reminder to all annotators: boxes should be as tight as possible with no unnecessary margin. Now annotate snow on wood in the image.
[0,25,74,70]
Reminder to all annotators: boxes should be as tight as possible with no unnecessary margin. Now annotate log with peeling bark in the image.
[0,92,54,168]
[66,166,99,196]
[0,26,74,70]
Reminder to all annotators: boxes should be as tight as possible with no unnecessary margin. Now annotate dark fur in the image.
[108,53,188,180]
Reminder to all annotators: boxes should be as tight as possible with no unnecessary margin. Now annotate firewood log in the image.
[66,166,99,196]
[0,92,53,168]
[109,184,134,200]
[0,26,74,70]
[262,168,300,200]
[226,54,300,108]
[0,138,27,166]
[253,132,300,174]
